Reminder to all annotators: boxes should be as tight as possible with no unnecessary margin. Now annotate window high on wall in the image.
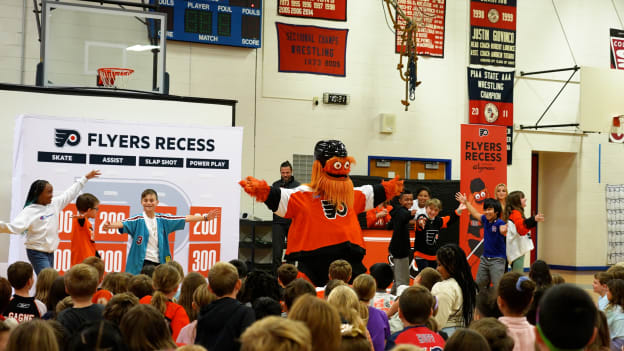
[293,154,313,183]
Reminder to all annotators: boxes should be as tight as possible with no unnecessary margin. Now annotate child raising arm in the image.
[456,192,507,292]
[0,169,101,274]
[103,189,220,274]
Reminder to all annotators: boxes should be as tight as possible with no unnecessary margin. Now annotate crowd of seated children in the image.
[2,249,623,351]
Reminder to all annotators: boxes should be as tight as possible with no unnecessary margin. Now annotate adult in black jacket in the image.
[271,161,301,274]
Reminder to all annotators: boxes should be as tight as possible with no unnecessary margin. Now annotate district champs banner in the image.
[10,115,242,276]
[469,0,516,67]
[459,124,507,277]
[276,22,348,76]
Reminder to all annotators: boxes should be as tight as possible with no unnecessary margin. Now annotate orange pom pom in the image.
[381,176,404,200]
[239,176,271,202]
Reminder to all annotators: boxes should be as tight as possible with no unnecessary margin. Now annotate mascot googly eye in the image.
[469,178,488,204]
[333,161,342,170]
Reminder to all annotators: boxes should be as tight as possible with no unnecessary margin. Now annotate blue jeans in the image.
[26,249,54,275]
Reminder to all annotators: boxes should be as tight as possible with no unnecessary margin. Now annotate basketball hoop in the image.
[97,67,134,89]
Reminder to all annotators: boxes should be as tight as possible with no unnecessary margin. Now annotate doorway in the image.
[368,156,452,180]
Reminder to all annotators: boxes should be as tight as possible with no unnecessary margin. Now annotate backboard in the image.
[41,1,167,94]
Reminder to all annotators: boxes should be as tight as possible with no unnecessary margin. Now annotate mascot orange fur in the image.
[240,140,403,286]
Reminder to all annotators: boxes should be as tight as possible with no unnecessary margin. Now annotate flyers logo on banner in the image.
[460,124,507,278]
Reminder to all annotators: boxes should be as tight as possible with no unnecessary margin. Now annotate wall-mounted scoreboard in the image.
[153,0,262,48]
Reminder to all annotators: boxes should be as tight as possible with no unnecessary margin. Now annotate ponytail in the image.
[151,290,169,315]
[150,264,181,316]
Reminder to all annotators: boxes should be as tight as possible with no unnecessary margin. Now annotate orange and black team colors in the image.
[240,140,403,286]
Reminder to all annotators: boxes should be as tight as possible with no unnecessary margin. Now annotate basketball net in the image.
[97,68,135,89]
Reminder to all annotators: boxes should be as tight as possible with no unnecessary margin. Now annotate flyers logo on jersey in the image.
[55,129,81,147]
[321,200,348,219]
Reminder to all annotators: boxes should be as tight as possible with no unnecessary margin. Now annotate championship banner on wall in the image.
[459,124,507,277]
[611,28,624,70]
[395,0,446,57]
[468,67,514,126]
[469,0,516,67]
[278,0,347,21]
[10,115,242,276]
[276,22,348,77]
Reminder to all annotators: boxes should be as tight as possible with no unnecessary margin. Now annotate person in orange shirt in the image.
[139,264,189,341]
[366,201,393,229]
[71,193,99,267]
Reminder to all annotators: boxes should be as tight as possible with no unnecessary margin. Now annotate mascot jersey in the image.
[266,184,384,257]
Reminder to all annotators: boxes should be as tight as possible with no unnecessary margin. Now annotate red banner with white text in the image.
[459,124,507,277]
[276,22,348,76]
[395,0,446,57]
[278,0,347,21]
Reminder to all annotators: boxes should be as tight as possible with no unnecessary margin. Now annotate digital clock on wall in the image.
[152,0,262,48]
[323,93,350,105]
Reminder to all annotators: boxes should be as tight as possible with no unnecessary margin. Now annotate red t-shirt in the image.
[389,326,445,351]
[70,217,96,267]
[139,295,190,341]
[92,289,113,304]
[366,205,393,228]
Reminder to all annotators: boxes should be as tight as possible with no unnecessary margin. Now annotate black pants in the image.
[272,222,290,274]
[297,253,366,287]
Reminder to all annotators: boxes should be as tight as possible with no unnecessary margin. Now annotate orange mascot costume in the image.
[240,140,403,286]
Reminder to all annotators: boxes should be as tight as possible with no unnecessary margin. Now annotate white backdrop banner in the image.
[10,114,242,276]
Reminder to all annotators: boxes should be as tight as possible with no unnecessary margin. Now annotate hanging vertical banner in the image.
[278,0,347,21]
[395,0,446,57]
[469,0,516,67]
[610,28,624,70]
[276,22,348,77]
[468,67,515,164]
[468,67,514,126]
[506,126,513,165]
[459,124,507,277]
